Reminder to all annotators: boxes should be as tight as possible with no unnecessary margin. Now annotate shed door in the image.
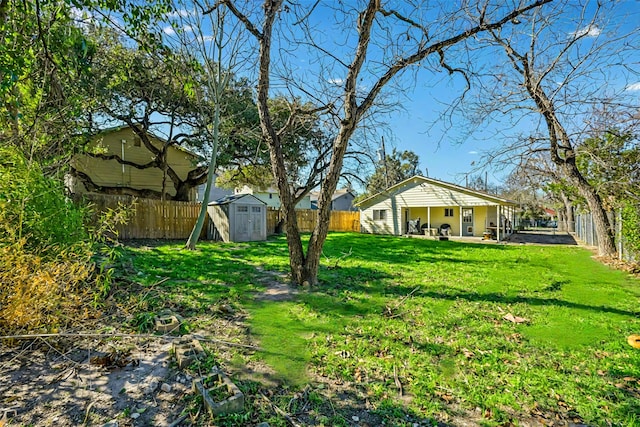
[462,208,474,236]
[250,205,263,240]
[235,205,250,241]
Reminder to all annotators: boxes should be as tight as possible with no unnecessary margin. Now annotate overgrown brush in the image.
[0,240,96,333]
[0,145,128,335]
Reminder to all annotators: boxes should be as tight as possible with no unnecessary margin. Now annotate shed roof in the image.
[355,175,517,208]
[309,188,355,202]
[208,193,267,206]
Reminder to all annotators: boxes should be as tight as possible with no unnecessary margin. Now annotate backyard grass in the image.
[122,233,640,426]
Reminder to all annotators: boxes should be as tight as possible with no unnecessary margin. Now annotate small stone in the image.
[352,415,360,422]
[130,412,140,419]
[161,383,172,393]
[256,423,271,427]
[103,421,119,427]
[145,380,159,394]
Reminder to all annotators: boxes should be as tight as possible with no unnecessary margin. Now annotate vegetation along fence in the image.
[574,211,637,261]
[78,195,360,239]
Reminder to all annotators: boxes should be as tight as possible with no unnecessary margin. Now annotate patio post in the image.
[496,205,500,241]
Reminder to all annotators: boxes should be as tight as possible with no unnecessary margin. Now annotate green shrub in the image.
[621,200,640,256]
[0,145,117,334]
[0,146,87,250]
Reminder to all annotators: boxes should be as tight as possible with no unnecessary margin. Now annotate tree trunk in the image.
[560,191,575,233]
[564,165,615,256]
[302,123,356,285]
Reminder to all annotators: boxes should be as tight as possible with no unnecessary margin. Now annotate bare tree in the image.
[469,1,640,256]
[159,0,250,248]
[220,0,551,285]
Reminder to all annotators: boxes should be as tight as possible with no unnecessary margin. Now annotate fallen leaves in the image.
[503,313,528,324]
[90,348,138,369]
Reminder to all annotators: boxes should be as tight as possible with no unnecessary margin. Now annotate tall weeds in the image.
[0,146,122,334]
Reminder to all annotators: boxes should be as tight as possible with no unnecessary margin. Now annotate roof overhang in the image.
[355,175,517,209]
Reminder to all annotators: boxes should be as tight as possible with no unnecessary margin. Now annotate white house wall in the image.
[360,179,516,236]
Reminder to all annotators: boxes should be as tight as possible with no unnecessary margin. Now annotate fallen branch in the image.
[0,333,262,351]
[167,412,189,427]
[393,286,421,310]
[393,364,403,396]
[260,392,302,427]
[384,286,421,318]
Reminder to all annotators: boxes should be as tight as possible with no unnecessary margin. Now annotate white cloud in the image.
[163,26,176,35]
[571,25,601,38]
[168,9,193,18]
[468,150,478,155]
[626,82,640,91]
[70,7,95,27]
[183,25,193,33]
[328,78,344,85]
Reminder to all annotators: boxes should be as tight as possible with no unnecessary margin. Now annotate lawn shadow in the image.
[420,289,638,317]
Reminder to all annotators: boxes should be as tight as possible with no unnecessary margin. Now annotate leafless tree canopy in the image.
[217,0,553,285]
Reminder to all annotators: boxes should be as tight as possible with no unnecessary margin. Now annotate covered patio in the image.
[357,175,518,241]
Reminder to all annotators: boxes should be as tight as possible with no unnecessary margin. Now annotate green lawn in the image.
[123,233,640,426]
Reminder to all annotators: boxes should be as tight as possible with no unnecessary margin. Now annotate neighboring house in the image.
[310,188,357,211]
[236,185,312,210]
[207,194,267,242]
[67,126,204,201]
[196,173,233,203]
[355,175,517,240]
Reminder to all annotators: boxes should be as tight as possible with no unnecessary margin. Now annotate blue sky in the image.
[160,1,640,190]
[364,1,640,187]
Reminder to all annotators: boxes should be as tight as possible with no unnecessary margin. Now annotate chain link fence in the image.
[574,211,636,261]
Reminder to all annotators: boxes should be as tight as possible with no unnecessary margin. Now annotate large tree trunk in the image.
[226,0,553,286]
[516,51,617,257]
[302,122,357,285]
[568,169,616,255]
[560,191,575,233]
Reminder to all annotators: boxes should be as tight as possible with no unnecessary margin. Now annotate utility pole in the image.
[381,136,389,188]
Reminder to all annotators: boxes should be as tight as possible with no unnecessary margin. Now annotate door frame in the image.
[462,207,474,236]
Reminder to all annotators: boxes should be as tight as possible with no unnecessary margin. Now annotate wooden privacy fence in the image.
[76,194,360,239]
[267,208,360,234]
[76,194,205,240]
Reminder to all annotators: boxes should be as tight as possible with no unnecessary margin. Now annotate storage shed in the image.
[207,194,267,242]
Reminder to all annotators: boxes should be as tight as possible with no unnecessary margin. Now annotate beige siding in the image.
[360,198,397,234]
[358,177,516,237]
[72,128,200,199]
[394,180,502,207]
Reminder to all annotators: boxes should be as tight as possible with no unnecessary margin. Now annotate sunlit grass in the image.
[123,233,640,426]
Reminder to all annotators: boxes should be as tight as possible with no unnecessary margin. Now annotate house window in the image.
[237,206,248,212]
[444,208,454,217]
[373,209,387,221]
[252,206,261,213]
[133,136,141,147]
[462,208,473,223]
